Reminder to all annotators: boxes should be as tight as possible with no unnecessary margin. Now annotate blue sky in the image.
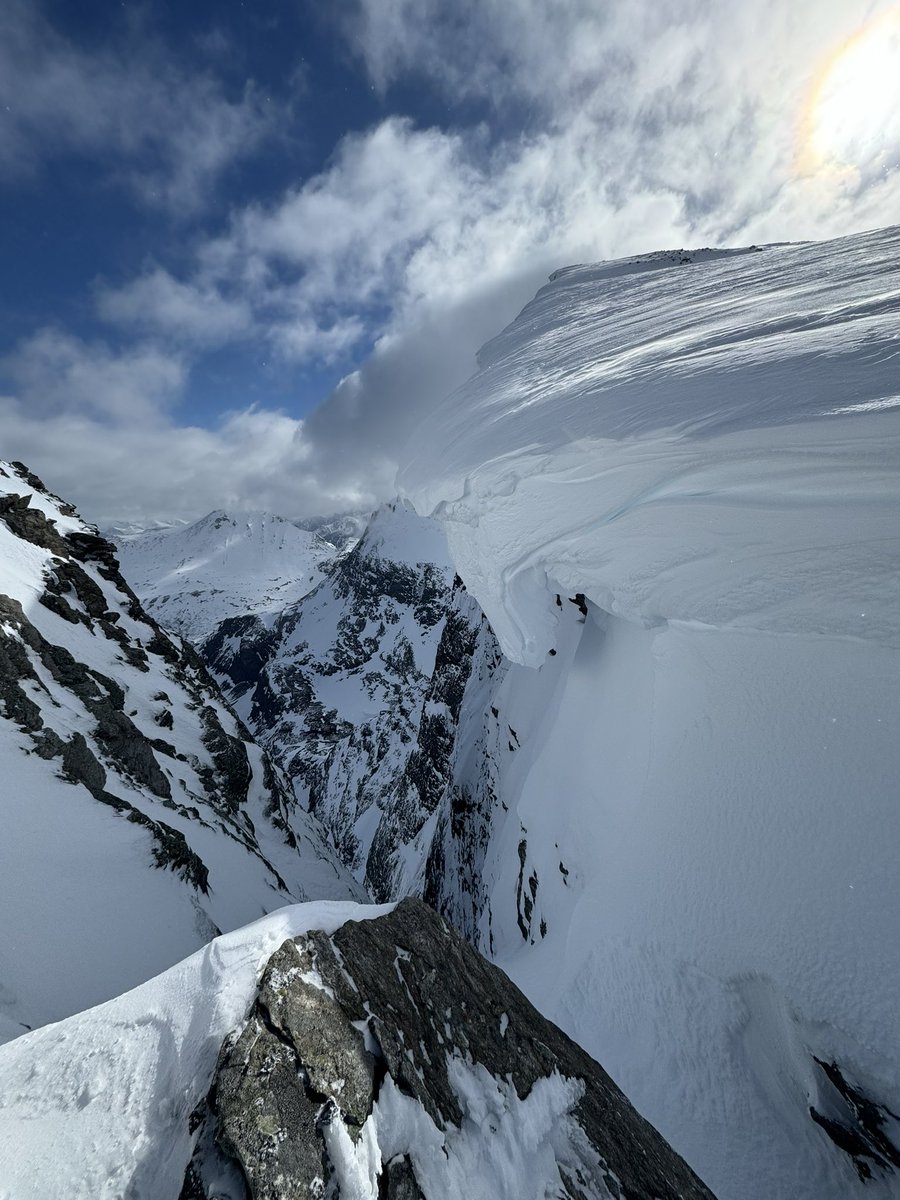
[2,0,899,522]
[2,1,393,421]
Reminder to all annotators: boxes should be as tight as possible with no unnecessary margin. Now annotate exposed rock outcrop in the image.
[203,502,459,900]
[0,460,361,1033]
[187,898,717,1200]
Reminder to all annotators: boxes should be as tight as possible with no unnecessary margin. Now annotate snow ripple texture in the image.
[399,229,900,1200]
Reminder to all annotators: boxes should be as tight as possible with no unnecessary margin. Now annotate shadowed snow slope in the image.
[116,510,336,644]
[398,229,900,1200]
[0,462,362,1042]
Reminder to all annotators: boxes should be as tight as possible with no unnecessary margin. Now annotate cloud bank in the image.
[3,0,899,524]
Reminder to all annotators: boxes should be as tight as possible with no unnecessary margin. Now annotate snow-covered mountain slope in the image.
[205,501,457,901]
[293,509,372,554]
[398,228,900,1200]
[0,461,362,1042]
[0,898,717,1200]
[104,517,189,540]
[115,510,336,644]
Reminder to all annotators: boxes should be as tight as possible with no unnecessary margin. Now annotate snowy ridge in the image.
[402,227,900,659]
[205,501,457,899]
[0,461,361,1041]
[116,509,336,644]
[0,897,716,1199]
[399,227,900,1199]
[0,901,391,1200]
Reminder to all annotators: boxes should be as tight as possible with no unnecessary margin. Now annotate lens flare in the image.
[804,8,900,174]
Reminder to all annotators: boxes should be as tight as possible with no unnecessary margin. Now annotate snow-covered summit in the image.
[115,508,336,643]
[293,509,372,554]
[399,226,900,1199]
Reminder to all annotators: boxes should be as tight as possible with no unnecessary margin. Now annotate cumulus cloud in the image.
[0,0,277,213]
[106,0,900,368]
[111,113,688,366]
[0,326,388,523]
[0,393,388,528]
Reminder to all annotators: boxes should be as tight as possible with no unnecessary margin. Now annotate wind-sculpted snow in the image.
[116,509,336,644]
[399,228,900,1200]
[0,462,361,1042]
[401,230,900,662]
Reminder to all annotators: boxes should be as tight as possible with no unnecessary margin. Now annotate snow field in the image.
[400,226,900,1199]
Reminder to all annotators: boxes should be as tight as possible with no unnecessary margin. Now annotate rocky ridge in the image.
[204,501,458,901]
[183,898,718,1200]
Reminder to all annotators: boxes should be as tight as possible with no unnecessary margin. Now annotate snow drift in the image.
[399,229,900,1199]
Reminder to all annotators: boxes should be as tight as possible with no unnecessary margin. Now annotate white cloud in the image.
[339,0,900,241]
[110,0,900,376]
[1,329,185,425]
[0,329,387,524]
[96,269,254,347]
[128,114,687,368]
[0,1,277,213]
[7,0,900,524]
[0,395,386,528]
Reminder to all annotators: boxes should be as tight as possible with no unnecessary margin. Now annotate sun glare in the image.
[806,8,900,173]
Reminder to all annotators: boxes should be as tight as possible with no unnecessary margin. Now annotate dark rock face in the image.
[204,615,280,701]
[202,503,459,900]
[215,937,376,1200]
[0,490,73,556]
[202,533,514,938]
[189,899,717,1200]
[362,577,494,902]
[417,583,507,945]
[809,1057,900,1182]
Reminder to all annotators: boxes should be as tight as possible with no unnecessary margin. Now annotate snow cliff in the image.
[398,229,900,1199]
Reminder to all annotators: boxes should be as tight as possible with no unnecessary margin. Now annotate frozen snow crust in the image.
[399,229,900,1198]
